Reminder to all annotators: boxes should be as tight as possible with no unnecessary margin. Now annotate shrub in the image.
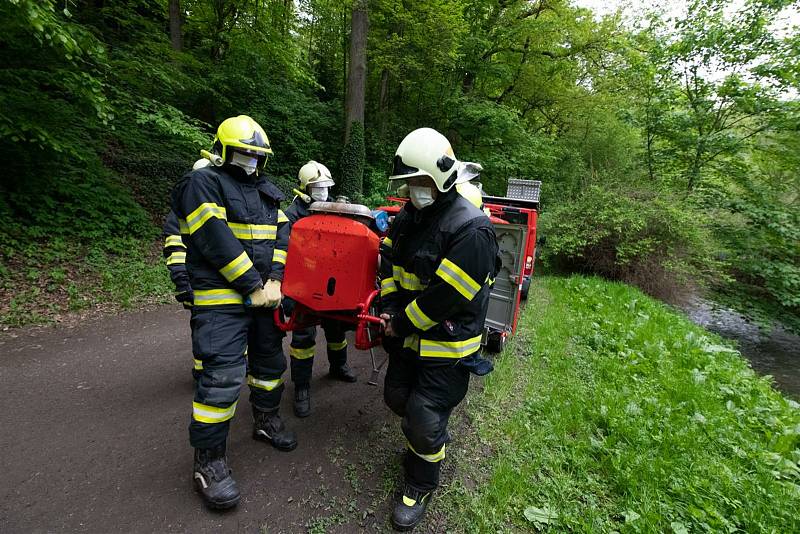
[539,185,719,300]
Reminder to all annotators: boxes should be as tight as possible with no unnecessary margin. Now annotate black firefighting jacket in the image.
[162,210,192,304]
[379,188,499,361]
[284,195,311,224]
[171,164,289,307]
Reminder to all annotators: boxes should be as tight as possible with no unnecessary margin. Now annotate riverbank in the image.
[684,297,800,399]
[439,276,800,532]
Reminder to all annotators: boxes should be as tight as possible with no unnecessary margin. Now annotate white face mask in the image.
[231,152,258,175]
[309,187,329,202]
[409,185,435,210]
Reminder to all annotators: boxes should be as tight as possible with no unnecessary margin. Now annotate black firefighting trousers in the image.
[289,319,348,385]
[189,306,286,449]
[383,344,471,492]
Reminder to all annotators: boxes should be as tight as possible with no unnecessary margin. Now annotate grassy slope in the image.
[0,237,173,327]
[441,276,800,533]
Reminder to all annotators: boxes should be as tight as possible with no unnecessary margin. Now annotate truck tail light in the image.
[525,255,533,271]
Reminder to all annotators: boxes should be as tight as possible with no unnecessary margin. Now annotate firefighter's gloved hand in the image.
[264,279,282,308]
[380,313,397,337]
[248,287,269,307]
[175,290,194,308]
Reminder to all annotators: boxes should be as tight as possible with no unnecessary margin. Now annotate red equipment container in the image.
[283,214,379,312]
[275,212,383,351]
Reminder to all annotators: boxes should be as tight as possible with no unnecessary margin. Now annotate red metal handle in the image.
[273,305,294,332]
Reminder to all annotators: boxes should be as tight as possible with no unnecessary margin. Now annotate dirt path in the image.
[0,305,409,533]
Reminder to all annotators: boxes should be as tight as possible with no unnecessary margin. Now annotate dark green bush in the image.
[539,185,719,299]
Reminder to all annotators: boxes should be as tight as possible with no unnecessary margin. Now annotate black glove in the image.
[175,290,194,309]
[458,353,494,376]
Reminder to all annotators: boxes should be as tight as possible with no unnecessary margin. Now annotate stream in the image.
[683,298,800,400]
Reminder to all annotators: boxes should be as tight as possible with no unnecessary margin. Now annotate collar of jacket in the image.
[256,178,286,202]
[214,164,285,202]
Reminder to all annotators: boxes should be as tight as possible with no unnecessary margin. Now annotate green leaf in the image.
[524,505,557,525]
[623,510,641,522]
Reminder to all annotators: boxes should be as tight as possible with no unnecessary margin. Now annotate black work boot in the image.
[329,363,357,382]
[253,409,298,451]
[294,384,311,418]
[193,443,240,510]
[391,484,432,531]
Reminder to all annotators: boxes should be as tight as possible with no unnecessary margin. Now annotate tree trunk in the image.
[340,0,368,199]
[344,0,367,143]
[379,68,390,136]
[169,0,182,52]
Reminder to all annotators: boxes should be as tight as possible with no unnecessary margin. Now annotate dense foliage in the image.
[0,0,797,327]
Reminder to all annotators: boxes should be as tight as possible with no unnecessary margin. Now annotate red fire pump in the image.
[273,202,386,381]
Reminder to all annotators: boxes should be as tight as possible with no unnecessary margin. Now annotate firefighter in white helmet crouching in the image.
[283,161,357,418]
[379,128,499,531]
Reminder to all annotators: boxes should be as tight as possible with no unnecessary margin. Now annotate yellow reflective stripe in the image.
[227,222,277,240]
[272,249,287,265]
[405,299,437,331]
[383,236,393,248]
[165,235,185,248]
[247,375,283,391]
[407,442,446,463]
[327,340,348,351]
[193,289,244,306]
[393,266,425,291]
[186,203,227,234]
[166,251,186,265]
[403,334,419,351]
[419,335,482,359]
[436,258,482,300]
[290,346,315,360]
[380,277,398,297]
[278,210,289,224]
[219,251,254,282]
[192,400,237,423]
[403,495,417,507]
[193,359,203,370]
[178,218,189,234]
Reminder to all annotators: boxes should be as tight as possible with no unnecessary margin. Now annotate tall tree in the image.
[344,0,367,142]
[341,0,368,198]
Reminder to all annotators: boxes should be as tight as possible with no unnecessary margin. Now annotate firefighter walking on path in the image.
[171,115,297,510]
[379,128,499,531]
[284,161,357,418]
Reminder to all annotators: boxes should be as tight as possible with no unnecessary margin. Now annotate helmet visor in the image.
[231,147,268,168]
[389,155,429,180]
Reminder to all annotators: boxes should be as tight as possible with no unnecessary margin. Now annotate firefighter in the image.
[284,160,356,418]
[171,115,297,510]
[379,128,499,531]
[455,181,483,211]
[161,159,214,380]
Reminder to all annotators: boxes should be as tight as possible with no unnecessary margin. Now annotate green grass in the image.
[0,236,173,327]
[442,276,800,533]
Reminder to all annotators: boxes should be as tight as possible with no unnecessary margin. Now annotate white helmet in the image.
[298,160,335,190]
[192,158,211,170]
[389,128,460,192]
